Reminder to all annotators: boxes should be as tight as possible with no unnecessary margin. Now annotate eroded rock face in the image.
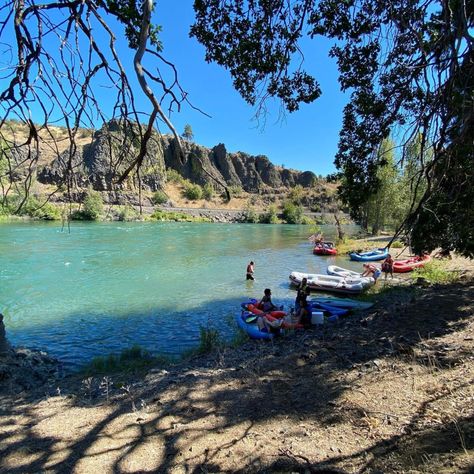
[37,121,317,196]
[38,121,167,194]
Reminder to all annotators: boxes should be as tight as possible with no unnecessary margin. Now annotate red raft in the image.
[313,242,337,256]
[393,254,431,273]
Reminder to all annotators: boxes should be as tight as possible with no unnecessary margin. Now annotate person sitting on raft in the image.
[258,288,278,312]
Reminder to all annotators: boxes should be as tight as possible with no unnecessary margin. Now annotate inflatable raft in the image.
[313,242,337,256]
[327,265,363,279]
[312,296,374,310]
[289,271,373,294]
[393,254,431,273]
[235,312,274,340]
[349,248,389,262]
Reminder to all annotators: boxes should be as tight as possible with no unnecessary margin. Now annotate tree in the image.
[0,0,229,214]
[191,0,473,256]
[357,139,400,235]
[182,124,194,142]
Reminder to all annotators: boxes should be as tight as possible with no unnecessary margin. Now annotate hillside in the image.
[1,120,341,216]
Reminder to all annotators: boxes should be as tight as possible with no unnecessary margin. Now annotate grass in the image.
[82,320,250,376]
[335,237,384,254]
[83,345,173,376]
[411,261,461,284]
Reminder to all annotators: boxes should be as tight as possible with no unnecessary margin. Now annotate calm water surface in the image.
[0,221,361,367]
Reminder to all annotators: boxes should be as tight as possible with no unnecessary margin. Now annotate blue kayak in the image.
[235,312,274,340]
[349,248,389,261]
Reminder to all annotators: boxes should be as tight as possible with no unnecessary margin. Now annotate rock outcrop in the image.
[37,121,317,199]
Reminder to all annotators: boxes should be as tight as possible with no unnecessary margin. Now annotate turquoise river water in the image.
[0,221,362,367]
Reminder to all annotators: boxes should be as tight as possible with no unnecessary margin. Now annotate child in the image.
[381,254,394,279]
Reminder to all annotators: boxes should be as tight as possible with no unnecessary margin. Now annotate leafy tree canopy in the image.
[192,0,473,256]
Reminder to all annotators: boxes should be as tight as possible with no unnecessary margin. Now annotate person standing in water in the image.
[246,261,255,280]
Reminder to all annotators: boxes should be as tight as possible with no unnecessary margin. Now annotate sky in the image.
[0,1,349,177]
[154,1,348,176]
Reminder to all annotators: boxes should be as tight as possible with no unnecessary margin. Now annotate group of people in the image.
[362,254,394,282]
[252,281,311,334]
[245,252,395,334]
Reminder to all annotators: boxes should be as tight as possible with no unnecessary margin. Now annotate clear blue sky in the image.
[154,1,347,177]
[0,1,348,177]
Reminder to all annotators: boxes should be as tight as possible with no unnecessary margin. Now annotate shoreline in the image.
[1,265,472,473]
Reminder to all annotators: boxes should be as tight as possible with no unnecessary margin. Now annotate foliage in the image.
[167,169,184,184]
[183,183,203,201]
[228,184,243,197]
[202,183,214,201]
[288,185,305,205]
[150,209,211,222]
[412,262,461,285]
[83,345,162,375]
[358,139,400,234]
[194,326,223,355]
[151,190,169,205]
[300,215,314,225]
[244,207,259,223]
[191,0,474,256]
[117,205,139,222]
[259,205,279,224]
[82,190,104,220]
[182,124,194,141]
[282,200,304,224]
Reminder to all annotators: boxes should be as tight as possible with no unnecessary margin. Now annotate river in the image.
[0,221,361,367]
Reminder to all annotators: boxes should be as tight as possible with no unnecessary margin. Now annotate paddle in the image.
[245,315,258,324]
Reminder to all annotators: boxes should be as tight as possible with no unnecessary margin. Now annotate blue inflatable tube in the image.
[311,301,349,316]
[235,312,274,340]
[349,248,389,261]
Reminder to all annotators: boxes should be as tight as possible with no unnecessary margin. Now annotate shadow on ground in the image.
[0,279,472,473]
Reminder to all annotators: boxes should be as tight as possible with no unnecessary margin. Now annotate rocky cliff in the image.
[37,121,317,200]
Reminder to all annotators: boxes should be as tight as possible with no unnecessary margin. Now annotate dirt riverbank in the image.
[0,258,473,473]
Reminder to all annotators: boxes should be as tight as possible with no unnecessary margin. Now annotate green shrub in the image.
[282,201,304,224]
[83,345,160,375]
[150,209,211,222]
[82,190,104,220]
[412,261,460,284]
[300,215,314,225]
[288,184,304,204]
[229,184,243,197]
[183,183,203,200]
[151,190,169,205]
[391,240,404,248]
[167,168,184,184]
[117,205,139,221]
[202,183,214,201]
[195,326,222,355]
[244,207,259,223]
[259,205,279,224]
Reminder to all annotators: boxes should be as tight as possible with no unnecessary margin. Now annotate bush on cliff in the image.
[183,183,203,200]
[202,183,214,201]
[152,190,168,205]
